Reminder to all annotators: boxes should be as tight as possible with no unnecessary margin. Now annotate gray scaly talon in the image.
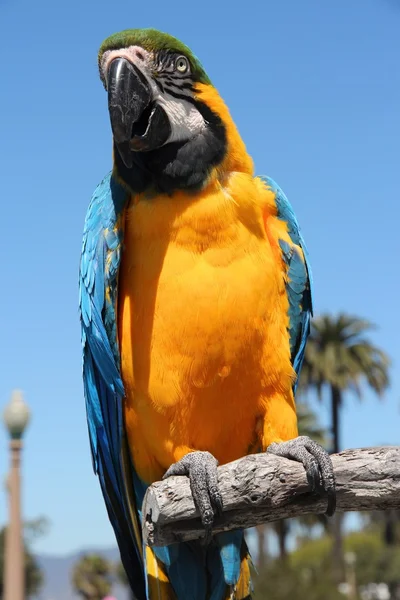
[162,451,223,540]
[266,435,336,516]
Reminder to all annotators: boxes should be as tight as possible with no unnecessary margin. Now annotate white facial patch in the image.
[100,45,206,146]
[155,92,205,143]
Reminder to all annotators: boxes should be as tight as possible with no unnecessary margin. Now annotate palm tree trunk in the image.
[384,509,396,546]
[331,385,340,454]
[255,524,267,567]
[330,385,344,583]
[277,520,288,561]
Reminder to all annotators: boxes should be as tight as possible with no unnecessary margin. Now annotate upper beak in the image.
[107,57,152,168]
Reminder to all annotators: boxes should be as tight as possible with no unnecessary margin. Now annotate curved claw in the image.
[163,451,223,540]
[267,436,336,517]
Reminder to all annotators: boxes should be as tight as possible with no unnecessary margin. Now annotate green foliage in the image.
[291,534,333,569]
[0,526,44,598]
[72,554,113,600]
[254,553,342,600]
[254,529,400,599]
[344,531,400,589]
[300,314,390,398]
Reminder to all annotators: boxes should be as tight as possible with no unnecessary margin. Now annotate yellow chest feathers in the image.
[117,174,293,401]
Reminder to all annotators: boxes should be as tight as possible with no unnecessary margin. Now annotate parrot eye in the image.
[176,56,189,73]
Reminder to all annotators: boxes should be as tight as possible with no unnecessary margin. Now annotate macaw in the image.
[79,28,335,600]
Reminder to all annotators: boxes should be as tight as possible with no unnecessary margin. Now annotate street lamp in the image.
[3,390,30,600]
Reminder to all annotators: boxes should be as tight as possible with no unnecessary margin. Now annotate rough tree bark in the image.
[142,446,400,547]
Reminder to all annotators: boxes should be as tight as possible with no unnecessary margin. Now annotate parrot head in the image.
[98,28,252,194]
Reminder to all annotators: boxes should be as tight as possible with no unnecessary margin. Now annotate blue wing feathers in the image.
[262,176,313,391]
[215,531,243,585]
[79,173,146,600]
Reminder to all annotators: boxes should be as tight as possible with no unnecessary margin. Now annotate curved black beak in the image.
[107,57,152,168]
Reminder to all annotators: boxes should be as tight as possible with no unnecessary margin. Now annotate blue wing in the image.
[79,172,146,600]
[262,176,313,392]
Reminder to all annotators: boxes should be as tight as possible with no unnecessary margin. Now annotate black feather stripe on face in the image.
[161,88,195,103]
[163,81,193,92]
[114,98,227,195]
[154,79,165,94]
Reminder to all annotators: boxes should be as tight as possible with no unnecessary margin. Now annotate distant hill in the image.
[35,546,129,600]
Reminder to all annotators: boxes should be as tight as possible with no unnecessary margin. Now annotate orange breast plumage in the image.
[118,173,298,484]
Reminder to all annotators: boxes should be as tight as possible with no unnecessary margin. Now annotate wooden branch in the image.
[142,446,400,547]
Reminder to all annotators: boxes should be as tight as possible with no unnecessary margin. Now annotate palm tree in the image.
[299,314,390,454]
[72,554,113,600]
[299,313,390,581]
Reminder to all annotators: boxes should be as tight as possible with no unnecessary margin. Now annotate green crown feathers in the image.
[99,28,211,84]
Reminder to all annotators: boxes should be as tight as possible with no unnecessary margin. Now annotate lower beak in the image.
[107,58,151,168]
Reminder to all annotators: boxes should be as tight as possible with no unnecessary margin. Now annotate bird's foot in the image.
[266,435,336,516]
[163,451,223,542]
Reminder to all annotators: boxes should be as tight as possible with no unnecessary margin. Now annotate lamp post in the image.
[3,390,30,600]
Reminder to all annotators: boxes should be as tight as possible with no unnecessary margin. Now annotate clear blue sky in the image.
[0,0,399,555]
